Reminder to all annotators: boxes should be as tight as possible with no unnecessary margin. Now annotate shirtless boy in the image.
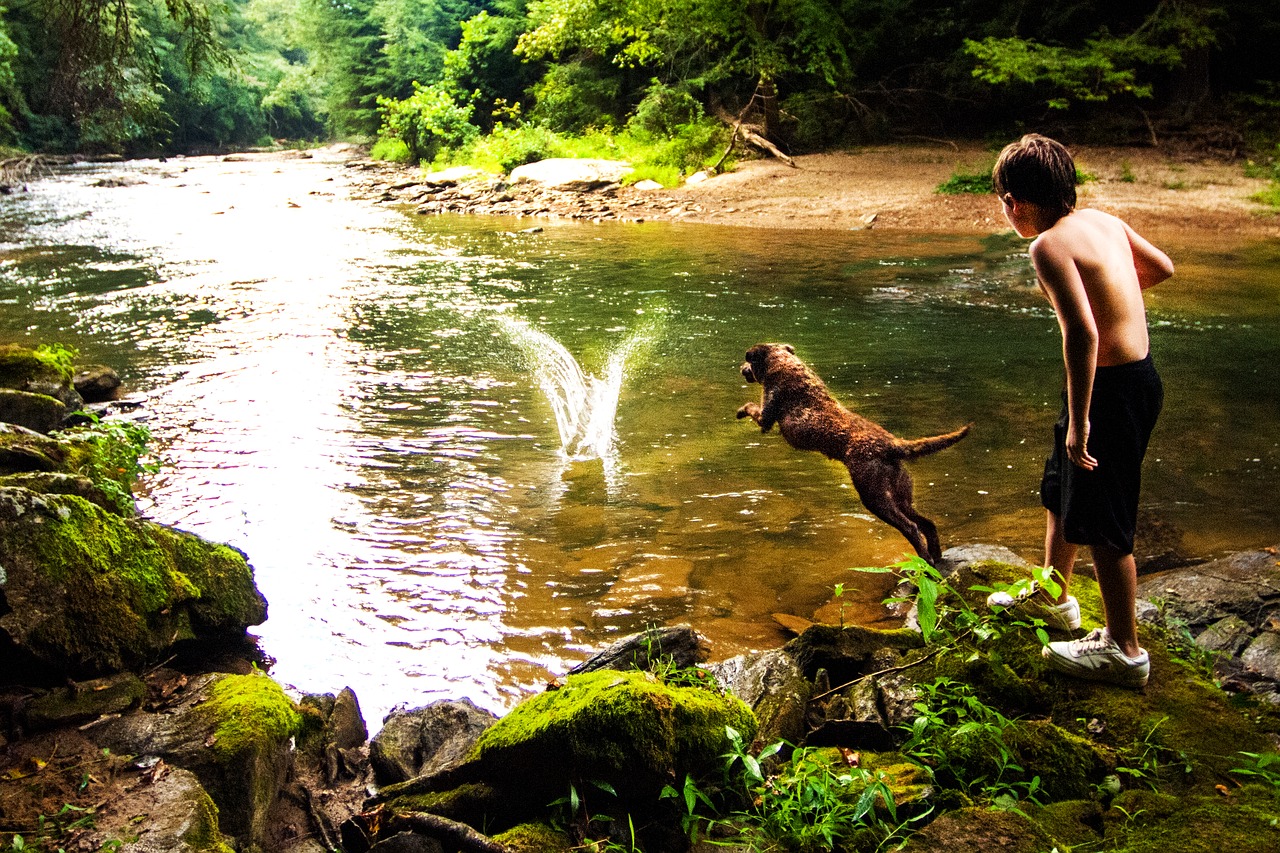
[986,134,1175,688]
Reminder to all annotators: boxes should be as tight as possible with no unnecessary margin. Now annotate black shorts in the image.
[1040,354,1163,555]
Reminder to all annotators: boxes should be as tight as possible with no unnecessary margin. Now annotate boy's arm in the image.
[1030,237,1100,471]
[1122,220,1175,290]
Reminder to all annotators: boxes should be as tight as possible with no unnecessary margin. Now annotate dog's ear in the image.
[784,343,795,353]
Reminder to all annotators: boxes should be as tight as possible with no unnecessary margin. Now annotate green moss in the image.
[178,782,236,853]
[199,672,302,763]
[472,669,756,796]
[1101,785,1280,852]
[493,821,575,852]
[1,488,265,673]
[0,342,76,388]
[384,782,502,827]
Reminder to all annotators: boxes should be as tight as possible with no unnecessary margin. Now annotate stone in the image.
[370,698,496,785]
[567,624,709,675]
[1137,547,1280,633]
[73,364,123,403]
[508,159,633,191]
[707,647,810,750]
[1196,614,1256,656]
[0,488,267,679]
[1241,631,1280,680]
[24,672,147,730]
[0,388,67,433]
[91,672,300,851]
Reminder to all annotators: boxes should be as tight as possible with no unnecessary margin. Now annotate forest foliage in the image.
[0,1,1277,162]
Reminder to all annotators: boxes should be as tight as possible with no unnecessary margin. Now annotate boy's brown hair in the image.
[992,134,1077,221]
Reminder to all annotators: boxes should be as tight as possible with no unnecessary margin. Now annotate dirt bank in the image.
[351,141,1280,244]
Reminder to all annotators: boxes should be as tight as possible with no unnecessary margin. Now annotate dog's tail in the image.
[894,423,973,460]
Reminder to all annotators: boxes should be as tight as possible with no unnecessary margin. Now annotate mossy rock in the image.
[0,343,76,391]
[472,669,756,805]
[785,623,925,682]
[0,388,67,433]
[1097,785,1280,852]
[1,425,142,515]
[0,488,266,679]
[899,805,1064,852]
[492,821,576,853]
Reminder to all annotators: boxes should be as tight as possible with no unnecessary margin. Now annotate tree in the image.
[515,0,858,140]
[4,0,228,151]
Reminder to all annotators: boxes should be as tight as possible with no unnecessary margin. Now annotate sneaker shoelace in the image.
[1071,628,1114,654]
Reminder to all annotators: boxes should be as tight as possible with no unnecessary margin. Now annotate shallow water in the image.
[2,156,1277,724]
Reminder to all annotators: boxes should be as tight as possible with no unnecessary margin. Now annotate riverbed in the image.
[2,152,1277,726]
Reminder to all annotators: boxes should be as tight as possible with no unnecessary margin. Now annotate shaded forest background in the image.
[1,1,1278,170]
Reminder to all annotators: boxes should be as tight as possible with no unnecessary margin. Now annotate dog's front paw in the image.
[736,403,758,420]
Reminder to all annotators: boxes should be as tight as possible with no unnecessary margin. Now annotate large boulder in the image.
[0,388,67,433]
[91,672,301,851]
[508,158,632,191]
[365,670,756,850]
[370,699,496,786]
[0,487,267,680]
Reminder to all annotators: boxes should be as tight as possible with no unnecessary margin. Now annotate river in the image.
[2,152,1277,726]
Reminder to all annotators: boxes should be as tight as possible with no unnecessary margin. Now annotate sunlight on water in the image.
[2,155,1278,726]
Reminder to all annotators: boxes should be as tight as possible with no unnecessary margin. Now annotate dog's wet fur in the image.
[737,343,971,565]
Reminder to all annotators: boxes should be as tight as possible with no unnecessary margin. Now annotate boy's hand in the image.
[1067,420,1098,470]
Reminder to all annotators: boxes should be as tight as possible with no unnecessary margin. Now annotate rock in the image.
[900,805,1063,852]
[93,767,234,853]
[684,170,712,185]
[73,364,123,403]
[707,647,810,750]
[0,388,67,433]
[567,624,710,675]
[1137,546,1280,633]
[91,671,300,850]
[23,672,147,730]
[421,166,486,187]
[370,698,495,785]
[940,543,1035,578]
[1241,630,1280,680]
[631,179,663,190]
[508,159,633,191]
[0,488,267,679]
[368,670,755,849]
[1196,614,1256,656]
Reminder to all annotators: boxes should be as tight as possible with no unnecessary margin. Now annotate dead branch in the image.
[389,811,512,853]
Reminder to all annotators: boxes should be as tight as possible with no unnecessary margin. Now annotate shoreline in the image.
[343,141,1280,244]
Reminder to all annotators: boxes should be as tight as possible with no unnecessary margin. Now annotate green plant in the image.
[659,774,716,843]
[720,727,921,852]
[855,556,979,644]
[1230,751,1280,788]
[936,170,994,195]
[1120,160,1137,182]
[971,564,1066,646]
[376,83,479,164]
[900,678,1042,808]
[69,415,160,514]
[1116,717,1192,790]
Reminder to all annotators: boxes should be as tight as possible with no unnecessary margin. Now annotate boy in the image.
[987,134,1174,688]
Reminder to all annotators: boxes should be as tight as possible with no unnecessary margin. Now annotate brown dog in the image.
[736,343,971,565]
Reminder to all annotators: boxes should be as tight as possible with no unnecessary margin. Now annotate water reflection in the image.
[2,156,1278,725]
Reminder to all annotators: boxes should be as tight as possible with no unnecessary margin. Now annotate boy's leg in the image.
[1044,509,1077,604]
[1089,542,1141,658]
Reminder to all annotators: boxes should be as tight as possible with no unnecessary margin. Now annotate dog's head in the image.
[740,343,795,383]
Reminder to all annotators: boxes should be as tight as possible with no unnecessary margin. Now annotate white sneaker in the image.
[1042,627,1150,688]
[986,581,1081,632]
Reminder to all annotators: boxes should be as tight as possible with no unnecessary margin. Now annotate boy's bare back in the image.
[1030,208,1173,367]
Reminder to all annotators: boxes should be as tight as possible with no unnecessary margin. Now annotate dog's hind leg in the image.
[852,465,938,565]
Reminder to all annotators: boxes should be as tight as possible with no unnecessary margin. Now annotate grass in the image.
[936,164,1098,196]
[386,121,731,188]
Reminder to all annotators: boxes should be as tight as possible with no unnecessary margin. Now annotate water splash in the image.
[497,315,653,462]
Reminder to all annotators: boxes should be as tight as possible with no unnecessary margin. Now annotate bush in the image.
[376,83,479,164]
[370,137,412,163]
[628,82,703,138]
[527,60,620,133]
